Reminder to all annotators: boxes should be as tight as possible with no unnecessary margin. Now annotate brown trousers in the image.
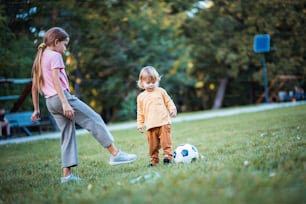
[146,124,172,165]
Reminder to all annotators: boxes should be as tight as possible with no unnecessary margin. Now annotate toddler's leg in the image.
[160,124,173,162]
[146,128,160,165]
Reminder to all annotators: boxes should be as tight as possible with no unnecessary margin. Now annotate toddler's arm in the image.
[169,108,177,118]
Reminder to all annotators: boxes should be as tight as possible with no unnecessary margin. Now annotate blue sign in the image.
[253,34,270,53]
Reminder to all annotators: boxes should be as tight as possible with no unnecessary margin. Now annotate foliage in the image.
[1,0,195,121]
[0,104,305,203]
[75,1,194,120]
[0,0,305,121]
[183,0,305,107]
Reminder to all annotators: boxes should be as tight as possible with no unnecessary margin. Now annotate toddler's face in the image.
[142,79,156,92]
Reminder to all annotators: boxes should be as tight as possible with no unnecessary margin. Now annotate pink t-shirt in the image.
[41,49,70,98]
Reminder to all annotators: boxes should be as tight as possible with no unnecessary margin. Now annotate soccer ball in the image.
[173,144,199,163]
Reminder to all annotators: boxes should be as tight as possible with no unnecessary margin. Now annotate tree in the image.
[70,1,195,121]
[183,0,305,108]
[3,0,303,121]
[0,2,37,111]
[1,0,195,122]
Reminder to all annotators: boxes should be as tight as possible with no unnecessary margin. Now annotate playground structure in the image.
[0,78,57,136]
[0,78,32,112]
[256,75,304,104]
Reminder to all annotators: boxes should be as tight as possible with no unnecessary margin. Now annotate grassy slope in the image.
[0,104,305,204]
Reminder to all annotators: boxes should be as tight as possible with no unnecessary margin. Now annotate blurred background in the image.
[0,0,305,123]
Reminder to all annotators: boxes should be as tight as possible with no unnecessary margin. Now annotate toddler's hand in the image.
[169,108,177,117]
[138,127,144,133]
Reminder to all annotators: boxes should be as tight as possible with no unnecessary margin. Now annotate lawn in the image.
[0,104,305,204]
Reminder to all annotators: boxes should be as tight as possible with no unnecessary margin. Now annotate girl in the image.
[137,66,177,166]
[31,27,136,184]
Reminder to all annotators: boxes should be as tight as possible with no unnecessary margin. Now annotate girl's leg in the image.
[107,144,119,156]
[63,167,71,177]
[46,95,78,175]
[66,93,115,148]
[66,92,136,165]
[53,113,78,168]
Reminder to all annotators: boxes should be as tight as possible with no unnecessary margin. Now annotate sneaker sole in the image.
[61,178,82,184]
[109,157,137,166]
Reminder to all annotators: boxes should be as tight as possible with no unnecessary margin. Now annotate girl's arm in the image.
[31,77,40,122]
[52,68,74,120]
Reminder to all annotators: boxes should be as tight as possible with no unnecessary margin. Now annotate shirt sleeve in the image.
[137,94,145,129]
[50,52,65,70]
[161,88,177,111]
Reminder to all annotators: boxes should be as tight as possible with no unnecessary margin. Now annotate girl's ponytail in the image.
[32,43,46,93]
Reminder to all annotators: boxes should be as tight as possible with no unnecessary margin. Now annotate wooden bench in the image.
[6,111,51,136]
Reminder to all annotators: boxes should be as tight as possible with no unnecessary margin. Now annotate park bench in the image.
[6,111,52,136]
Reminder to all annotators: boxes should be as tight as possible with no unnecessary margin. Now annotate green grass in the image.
[1,104,306,204]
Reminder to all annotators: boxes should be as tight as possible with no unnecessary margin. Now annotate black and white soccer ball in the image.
[173,144,199,163]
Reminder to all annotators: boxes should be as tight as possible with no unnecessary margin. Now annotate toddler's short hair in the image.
[137,66,161,89]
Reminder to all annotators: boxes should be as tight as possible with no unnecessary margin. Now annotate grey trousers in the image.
[46,90,114,168]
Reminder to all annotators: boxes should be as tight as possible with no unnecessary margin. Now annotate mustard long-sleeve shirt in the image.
[137,87,176,130]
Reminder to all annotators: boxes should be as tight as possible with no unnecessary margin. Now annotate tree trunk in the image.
[212,77,228,109]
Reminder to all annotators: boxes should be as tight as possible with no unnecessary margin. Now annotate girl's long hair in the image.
[32,27,69,93]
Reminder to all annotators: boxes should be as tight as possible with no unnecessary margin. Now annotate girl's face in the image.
[142,78,156,92]
[54,38,69,54]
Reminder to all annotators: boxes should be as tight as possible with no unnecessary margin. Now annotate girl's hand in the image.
[31,110,40,122]
[62,102,75,120]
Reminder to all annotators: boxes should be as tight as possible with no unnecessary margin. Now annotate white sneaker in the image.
[61,174,82,184]
[109,150,137,166]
